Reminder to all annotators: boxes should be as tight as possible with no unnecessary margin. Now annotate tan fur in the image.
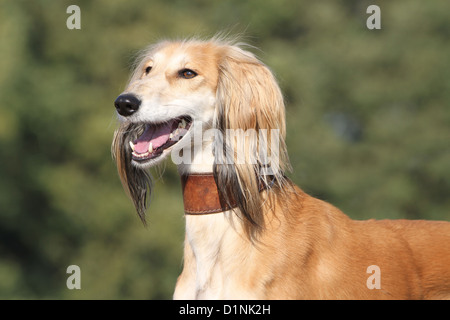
[175,183,450,299]
[113,39,450,299]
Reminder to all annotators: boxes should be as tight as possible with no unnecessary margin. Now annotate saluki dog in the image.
[112,38,450,299]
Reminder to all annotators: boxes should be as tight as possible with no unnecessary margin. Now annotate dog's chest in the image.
[183,214,258,299]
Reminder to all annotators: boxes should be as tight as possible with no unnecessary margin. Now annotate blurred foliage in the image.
[0,0,449,299]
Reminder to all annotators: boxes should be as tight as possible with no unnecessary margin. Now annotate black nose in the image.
[114,94,141,117]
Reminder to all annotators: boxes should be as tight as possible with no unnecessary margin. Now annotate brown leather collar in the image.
[181,174,236,215]
[181,173,274,215]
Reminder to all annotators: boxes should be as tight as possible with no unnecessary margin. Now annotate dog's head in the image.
[112,38,290,231]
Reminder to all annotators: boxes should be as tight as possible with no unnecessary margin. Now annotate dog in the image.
[112,38,450,299]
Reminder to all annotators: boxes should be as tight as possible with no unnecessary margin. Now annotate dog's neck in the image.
[175,139,244,298]
[173,136,274,298]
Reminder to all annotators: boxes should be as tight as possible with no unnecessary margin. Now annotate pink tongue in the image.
[133,120,176,154]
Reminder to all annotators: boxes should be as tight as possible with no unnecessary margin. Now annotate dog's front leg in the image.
[173,238,197,299]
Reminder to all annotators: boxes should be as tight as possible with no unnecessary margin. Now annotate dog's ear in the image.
[112,123,152,225]
[213,45,290,237]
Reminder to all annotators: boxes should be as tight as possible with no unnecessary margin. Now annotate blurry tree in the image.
[0,0,448,299]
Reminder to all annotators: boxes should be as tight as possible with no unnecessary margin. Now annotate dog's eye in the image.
[144,66,152,75]
[179,69,198,79]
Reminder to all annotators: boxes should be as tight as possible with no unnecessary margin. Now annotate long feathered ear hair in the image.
[213,44,291,238]
[112,122,152,225]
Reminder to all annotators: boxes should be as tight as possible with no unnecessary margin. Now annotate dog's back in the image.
[370,219,450,299]
[271,184,450,299]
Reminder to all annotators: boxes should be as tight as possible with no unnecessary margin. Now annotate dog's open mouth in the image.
[130,116,192,162]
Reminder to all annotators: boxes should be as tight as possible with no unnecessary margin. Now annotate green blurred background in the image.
[0,0,449,299]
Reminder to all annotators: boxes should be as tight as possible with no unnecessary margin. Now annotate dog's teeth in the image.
[169,133,174,139]
[132,150,150,158]
[148,142,153,153]
[129,141,135,151]
[181,119,186,128]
